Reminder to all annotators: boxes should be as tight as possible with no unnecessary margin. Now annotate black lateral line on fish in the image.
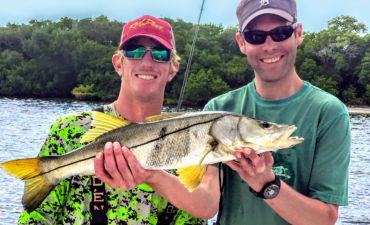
[33,115,224,178]
[128,117,222,149]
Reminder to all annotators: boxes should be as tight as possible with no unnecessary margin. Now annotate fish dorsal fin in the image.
[176,165,208,192]
[80,111,129,143]
[145,112,185,122]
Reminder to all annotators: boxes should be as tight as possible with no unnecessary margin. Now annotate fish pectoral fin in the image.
[0,158,56,212]
[145,112,186,121]
[176,165,207,192]
[216,143,234,154]
[240,141,259,150]
[81,111,130,143]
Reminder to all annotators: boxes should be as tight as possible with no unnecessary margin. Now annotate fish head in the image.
[238,117,304,153]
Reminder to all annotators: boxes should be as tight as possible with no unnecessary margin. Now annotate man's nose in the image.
[142,50,153,62]
[262,36,278,51]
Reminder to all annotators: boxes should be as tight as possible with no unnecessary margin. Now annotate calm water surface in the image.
[0,98,369,225]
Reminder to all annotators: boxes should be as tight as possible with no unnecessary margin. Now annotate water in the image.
[0,97,369,225]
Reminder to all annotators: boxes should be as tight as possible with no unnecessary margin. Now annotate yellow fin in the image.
[81,111,129,143]
[0,158,55,212]
[1,158,40,179]
[176,165,207,192]
[145,112,185,121]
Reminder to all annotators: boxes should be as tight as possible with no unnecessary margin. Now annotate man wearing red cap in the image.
[18,15,206,225]
[76,1,351,224]
[101,2,349,225]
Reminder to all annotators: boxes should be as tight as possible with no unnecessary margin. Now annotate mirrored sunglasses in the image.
[242,24,296,45]
[123,44,171,62]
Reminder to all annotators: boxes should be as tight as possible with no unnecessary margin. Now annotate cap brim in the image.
[241,9,294,30]
[121,34,173,50]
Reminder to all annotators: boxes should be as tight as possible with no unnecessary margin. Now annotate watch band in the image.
[249,175,281,199]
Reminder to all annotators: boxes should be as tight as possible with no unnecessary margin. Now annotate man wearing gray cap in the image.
[83,2,351,225]
[201,0,351,224]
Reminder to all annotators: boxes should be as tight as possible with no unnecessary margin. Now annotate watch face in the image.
[263,184,280,199]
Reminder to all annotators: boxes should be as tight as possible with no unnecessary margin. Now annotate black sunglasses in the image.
[242,24,297,45]
[123,44,171,62]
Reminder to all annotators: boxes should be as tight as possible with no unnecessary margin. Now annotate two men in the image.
[19,15,205,225]
[97,1,351,224]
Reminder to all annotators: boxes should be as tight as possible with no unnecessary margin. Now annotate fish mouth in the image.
[280,125,304,145]
[267,125,301,144]
[285,125,297,138]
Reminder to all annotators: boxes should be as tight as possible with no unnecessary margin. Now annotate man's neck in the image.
[114,96,163,122]
[254,73,304,100]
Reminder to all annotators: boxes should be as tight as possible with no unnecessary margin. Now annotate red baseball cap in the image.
[119,15,175,50]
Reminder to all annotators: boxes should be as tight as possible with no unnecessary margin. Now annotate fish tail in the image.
[0,158,55,212]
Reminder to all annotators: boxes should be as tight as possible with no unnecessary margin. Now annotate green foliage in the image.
[364,84,370,104]
[310,75,338,96]
[359,52,370,86]
[342,86,363,105]
[184,69,230,105]
[72,84,96,100]
[0,15,369,105]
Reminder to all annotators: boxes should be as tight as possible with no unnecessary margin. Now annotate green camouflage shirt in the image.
[18,104,206,225]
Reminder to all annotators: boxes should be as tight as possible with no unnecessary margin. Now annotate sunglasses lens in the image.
[124,45,146,59]
[151,48,170,62]
[243,25,295,45]
[271,26,294,42]
[124,45,170,62]
[243,30,267,45]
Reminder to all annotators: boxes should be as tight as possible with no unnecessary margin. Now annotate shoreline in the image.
[348,107,370,116]
[1,96,369,115]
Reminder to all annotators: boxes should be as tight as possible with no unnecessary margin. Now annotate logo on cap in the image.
[260,0,269,7]
[129,18,164,31]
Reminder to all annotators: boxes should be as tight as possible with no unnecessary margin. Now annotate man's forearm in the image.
[266,181,338,225]
[147,166,220,218]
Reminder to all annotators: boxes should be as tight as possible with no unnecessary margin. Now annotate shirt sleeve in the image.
[308,104,351,205]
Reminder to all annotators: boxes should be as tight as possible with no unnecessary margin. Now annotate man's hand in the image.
[226,147,275,191]
[94,141,157,189]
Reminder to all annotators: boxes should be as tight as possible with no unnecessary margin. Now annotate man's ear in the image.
[295,23,304,47]
[112,53,123,76]
[235,32,248,55]
[168,60,179,82]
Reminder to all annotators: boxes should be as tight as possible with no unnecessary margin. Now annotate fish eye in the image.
[260,121,271,129]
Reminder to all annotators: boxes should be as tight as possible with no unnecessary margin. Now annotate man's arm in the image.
[94,142,220,218]
[227,148,338,225]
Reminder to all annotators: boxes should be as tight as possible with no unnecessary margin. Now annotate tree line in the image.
[0,15,369,106]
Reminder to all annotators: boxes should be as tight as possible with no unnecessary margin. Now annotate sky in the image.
[0,0,369,32]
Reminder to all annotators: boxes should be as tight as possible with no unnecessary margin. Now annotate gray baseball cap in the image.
[237,0,297,31]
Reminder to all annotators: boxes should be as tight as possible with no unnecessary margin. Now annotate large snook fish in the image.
[1,111,303,211]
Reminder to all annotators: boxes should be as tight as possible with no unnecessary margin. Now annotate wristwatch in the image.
[249,175,281,199]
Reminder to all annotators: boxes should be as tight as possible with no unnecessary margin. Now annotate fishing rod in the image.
[175,0,206,112]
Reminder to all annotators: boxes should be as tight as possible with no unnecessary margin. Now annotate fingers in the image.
[229,148,273,176]
[112,142,135,188]
[93,142,127,189]
[94,143,116,186]
[262,152,274,168]
[94,142,149,189]
[121,146,146,182]
[226,148,276,191]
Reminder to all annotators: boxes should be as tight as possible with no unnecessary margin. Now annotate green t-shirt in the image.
[204,81,351,225]
[18,105,206,225]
